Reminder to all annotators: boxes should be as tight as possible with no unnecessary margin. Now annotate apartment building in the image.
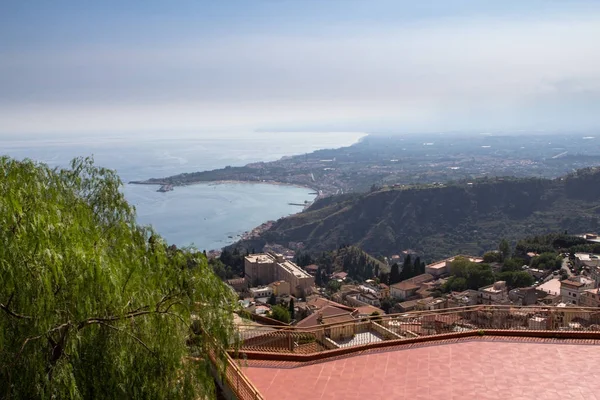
[245,253,315,297]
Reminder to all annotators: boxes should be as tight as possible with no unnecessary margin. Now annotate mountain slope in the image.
[244,168,600,261]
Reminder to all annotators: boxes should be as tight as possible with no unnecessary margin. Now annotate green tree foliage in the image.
[208,257,235,280]
[270,305,291,324]
[268,293,277,306]
[398,255,414,281]
[447,257,495,290]
[219,247,247,277]
[443,276,468,292]
[0,157,237,399]
[483,251,502,263]
[530,252,562,270]
[501,258,525,272]
[294,252,313,267]
[327,280,342,293]
[413,256,425,275]
[288,298,295,320]
[313,245,386,282]
[499,239,511,261]
[389,263,401,284]
[495,271,535,289]
[315,266,324,286]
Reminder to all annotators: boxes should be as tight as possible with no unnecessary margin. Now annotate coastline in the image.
[128,132,368,251]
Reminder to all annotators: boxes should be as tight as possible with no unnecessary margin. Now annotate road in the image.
[561,257,573,277]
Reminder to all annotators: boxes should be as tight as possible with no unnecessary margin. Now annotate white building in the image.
[560,276,595,305]
[478,281,509,305]
[249,286,273,299]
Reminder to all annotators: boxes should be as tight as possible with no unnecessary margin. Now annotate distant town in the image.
[133,134,600,196]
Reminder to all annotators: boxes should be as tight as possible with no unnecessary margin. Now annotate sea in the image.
[0,131,365,251]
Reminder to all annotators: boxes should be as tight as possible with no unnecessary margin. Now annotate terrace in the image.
[219,305,600,399]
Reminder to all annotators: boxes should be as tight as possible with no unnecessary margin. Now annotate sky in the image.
[1,0,600,135]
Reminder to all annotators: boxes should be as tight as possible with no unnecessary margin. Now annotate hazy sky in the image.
[1,0,599,135]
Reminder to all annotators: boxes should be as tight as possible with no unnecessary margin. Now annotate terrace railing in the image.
[234,305,600,356]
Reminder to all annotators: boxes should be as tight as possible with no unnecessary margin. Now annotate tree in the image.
[483,251,502,263]
[315,266,323,286]
[389,263,401,284]
[270,305,291,323]
[0,157,237,399]
[413,257,425,275]
[327,280,342,293]
[501,258,524,272]
[499,239,511,261]
[444,276,468,292]
[268,293,277,305]
[288,298,295,320]
[496,271,534,289]
[398,255,414,281]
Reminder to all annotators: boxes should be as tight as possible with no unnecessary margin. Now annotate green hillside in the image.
[236,167,600,261]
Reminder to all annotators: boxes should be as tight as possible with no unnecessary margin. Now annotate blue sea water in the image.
[1,131,364,250]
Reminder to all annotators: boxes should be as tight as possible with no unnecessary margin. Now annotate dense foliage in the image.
[0,157,237,399]
[269,305,291,323]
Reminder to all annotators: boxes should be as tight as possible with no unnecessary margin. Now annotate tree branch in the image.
[0,302,32,320]
[16,334,43,359]
[97,321,156,356]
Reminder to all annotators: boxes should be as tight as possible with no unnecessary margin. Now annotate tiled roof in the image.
[305,296,355,311]
[561,279,585,288]
[295,305,355,328]
[390,281,419,291]
[355,305,385,316]
[407,273,434,284]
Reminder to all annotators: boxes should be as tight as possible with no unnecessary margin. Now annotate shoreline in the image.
[128,132,368,251]
[128,179,321,202]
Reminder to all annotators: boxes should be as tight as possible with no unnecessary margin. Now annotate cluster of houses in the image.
[227,250,600,332]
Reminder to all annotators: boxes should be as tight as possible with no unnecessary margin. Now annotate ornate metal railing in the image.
[235,305,600,356]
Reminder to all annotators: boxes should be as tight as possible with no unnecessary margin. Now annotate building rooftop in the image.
[390,281,419,291]
[407,273,434,284]
[295,305,355,328]
[561,279,585,288]
[537,278,561,295]
[355,305,385,316]
[480,281,507,294]
[242,338,600,399]
[245,254,274,264]
[426,260,448,270]
[279,260,312,279]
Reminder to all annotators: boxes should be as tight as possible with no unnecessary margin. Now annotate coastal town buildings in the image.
[560,276,595,305]
[244,253,315,297]
[478,281,509,305]
[580,288,600,308]
[390,273,434,300]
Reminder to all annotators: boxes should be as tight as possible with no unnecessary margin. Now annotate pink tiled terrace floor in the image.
[243,338,600,400]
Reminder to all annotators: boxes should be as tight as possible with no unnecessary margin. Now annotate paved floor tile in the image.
[243,338,600,399]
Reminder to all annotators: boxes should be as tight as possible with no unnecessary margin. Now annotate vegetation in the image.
[270,305,291,324]
[288,298,295,320]
[233,168,600,260]
[0,157,237,399]
[296,245,387,284]
[443,257,495,291]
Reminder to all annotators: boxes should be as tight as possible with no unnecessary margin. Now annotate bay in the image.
[1,131,364,250]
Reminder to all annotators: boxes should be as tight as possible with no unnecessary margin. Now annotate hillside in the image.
[233,167,600,261]
[297,245,389,281]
